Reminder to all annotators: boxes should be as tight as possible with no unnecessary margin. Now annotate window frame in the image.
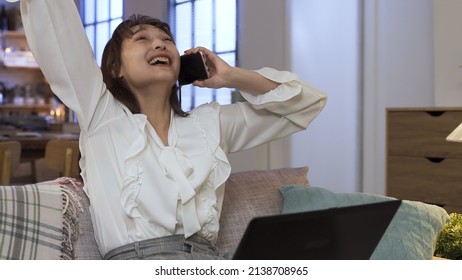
[79,0,124,65]
[169,0,238,110]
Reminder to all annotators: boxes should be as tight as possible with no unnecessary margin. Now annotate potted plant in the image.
[435,213,462,260]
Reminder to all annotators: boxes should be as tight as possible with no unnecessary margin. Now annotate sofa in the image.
[73,167,311,259]
[0,166,450,260]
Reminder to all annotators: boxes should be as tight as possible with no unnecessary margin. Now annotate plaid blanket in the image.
[0,178,82,260]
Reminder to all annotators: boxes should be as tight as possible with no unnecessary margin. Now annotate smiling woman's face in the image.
[100,15,187,115]
[118,24,181,91]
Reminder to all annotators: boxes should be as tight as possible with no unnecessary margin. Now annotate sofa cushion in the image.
[216,167,309,255]
[280,186,450,259]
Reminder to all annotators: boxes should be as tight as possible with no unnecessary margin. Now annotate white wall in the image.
[287,0,362,193]
[288,0,437,195]
[363,0,434,195]
[124,0,167,21]
[227,0,290,172]
[434,0,462,106]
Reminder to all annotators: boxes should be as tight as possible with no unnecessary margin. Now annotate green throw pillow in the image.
[280,186,450,260]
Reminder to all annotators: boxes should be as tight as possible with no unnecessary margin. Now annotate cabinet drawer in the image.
[387,155,462,206]
[443,205,462,215]
[387,110,462,157]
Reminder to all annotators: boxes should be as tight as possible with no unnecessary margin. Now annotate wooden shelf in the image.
[0,104,51,116]
[0,104,50,110]
[2,31,26,38]
[2,65,40,70]
[1,64,40,70]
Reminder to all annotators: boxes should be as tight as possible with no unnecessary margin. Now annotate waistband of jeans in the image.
[103,234,210,260]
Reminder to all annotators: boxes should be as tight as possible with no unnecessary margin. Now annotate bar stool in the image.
[44,140,80,178]
[0,141,21,185]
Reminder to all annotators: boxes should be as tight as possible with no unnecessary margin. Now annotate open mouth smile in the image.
[148,56,170,65]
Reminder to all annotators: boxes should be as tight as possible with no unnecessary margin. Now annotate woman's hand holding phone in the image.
[181,47,234,89]
[178,51,211,85]
[182,47,279,95]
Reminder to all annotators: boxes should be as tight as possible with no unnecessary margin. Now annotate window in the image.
[80,0,124,66]
[169,0,237,111]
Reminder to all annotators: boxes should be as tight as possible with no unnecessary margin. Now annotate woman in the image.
[21,0,327,259]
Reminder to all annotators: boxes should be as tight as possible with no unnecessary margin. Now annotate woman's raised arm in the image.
[20,0,106,131]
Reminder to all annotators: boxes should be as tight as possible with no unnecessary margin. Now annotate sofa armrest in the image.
[0,179,82,259]
[73,189,103,260]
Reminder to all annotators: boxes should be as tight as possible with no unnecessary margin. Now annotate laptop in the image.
[232,200,401,260]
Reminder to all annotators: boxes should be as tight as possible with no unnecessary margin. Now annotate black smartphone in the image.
[178,51,210,86]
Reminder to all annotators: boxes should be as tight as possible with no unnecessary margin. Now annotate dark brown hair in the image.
[101,14,188,117]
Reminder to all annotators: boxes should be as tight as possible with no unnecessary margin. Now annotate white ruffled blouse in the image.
[21,0,327,255]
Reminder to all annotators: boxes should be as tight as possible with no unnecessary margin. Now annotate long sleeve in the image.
[20,0,108,133]
[219,67,327,154]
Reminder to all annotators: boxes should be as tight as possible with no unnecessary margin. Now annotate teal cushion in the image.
[280,186,450,259]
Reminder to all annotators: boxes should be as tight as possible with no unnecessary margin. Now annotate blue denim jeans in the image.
[103,234,227,260]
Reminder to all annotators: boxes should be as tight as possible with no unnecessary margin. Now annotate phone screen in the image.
[178,52,210,85]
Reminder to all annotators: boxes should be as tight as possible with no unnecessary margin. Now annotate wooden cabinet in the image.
[387,108,462,214]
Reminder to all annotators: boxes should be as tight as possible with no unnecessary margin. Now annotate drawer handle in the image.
[425,157,445,163]
[425,111,445,117]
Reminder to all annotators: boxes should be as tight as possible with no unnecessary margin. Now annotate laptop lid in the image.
[232,200,401,260]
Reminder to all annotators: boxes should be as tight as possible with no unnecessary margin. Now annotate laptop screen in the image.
[233,200,401,260]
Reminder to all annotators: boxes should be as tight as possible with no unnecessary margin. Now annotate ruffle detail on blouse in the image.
[191,102,231,191]
[179,103,231,239]
[119,105,231,240]
[120,114,148,219]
